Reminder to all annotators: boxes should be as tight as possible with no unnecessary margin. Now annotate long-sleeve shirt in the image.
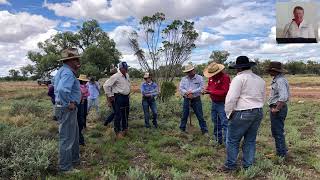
[283,20,315,38]
[104,72,131,97]
[206,72,230,102]
[268,74,290,105]
[225,70,266,118]
[80,84,89,100]
[141,81,159,97]
[87,81,100,99]
[179,74,204,98]
[54,64,81,107]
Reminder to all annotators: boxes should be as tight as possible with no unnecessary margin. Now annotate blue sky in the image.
[0,0,319,76]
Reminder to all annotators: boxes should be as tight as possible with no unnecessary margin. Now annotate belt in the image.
[238,108,262,112]
[114,93,129,96]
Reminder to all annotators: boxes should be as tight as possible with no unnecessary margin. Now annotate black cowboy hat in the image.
[229,56,256,69]
[266,61,288,73]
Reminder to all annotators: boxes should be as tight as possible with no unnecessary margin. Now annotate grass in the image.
[1,79,320,179]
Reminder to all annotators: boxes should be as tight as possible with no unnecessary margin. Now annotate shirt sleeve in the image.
[179,78,187,96]
[191,75,204,94]
[104,74,117,97]
[151,83,159,96]
[277,79,289,102]
[56,72,75,103]
[140,83,146,96]
[225,76,242,118]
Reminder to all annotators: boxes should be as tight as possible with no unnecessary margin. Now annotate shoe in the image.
[116,132,124,140]
[61,168,80,174]
[217,165,236,173]
[123,129,128,136]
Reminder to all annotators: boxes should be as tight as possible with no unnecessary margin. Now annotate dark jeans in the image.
[225,108,263,169]
[211,101,228,144]
[105,101,115,125]
[142,97,158,128]
[270,104,288,157]
[114,94,129,133]
[179,97,208,133]
[77,102,86,145]
[83,99,88,128]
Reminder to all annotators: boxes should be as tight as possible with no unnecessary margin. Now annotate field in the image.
[0,75,320,179]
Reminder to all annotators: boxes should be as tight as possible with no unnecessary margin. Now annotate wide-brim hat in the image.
[183,64,195,73]
[143,72,151,79]
[266,61,288,73]
[229,56,256,69]
[57,48,81,61]
[78,74,89,81]
[203,62,225,78]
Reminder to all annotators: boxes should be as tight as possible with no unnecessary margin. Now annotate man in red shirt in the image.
[203,62,231,145]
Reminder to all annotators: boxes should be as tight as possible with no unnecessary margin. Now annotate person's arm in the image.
[141,83,147,96]
[56,72,76,109]
[191,76,204,94]
[104,75,117,97]
[282,23,290,38]
[151,83,159,97]
[225,77,242,119]
[275,79,289,110]
[179,78,188,96]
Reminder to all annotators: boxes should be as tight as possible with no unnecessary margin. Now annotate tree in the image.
[128,68,144,78]
[209,50,230,65]
[28,20,121,79]
[20,64,36,77]
[129,12,198,83]
[8,69,20,78]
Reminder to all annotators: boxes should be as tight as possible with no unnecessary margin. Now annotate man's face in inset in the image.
[293,9,304,22]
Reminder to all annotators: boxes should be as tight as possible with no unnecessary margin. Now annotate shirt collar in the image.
[272,74,284,82]
[63,63,77,75]
[187,74,197,80]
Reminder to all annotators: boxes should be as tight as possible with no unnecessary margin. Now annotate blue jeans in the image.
[105,101,115,124]
[211,101,228,144]
[114,94,129,133]
[179,97,208,133]
[55,106,80,171]
[270,104,288,157]
[225,108,263,169]
[142,97,158,128]
[77,103,86,145]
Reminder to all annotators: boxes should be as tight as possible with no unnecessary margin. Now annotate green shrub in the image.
[9,100,45,117]
[160,81,176,101]
[0,124,57,179]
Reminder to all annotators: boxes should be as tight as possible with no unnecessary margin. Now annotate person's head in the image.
[182,64,195,78]
[143,73,152,83]
[78,74,89,84]
[266,61,287,77]
[59,48,81,72]
[229,56,256,73]
[89,76,96,83]
[119,61,129,75]
[293,6,304,22]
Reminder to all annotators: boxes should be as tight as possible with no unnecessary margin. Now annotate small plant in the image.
[9,100,45,117]
[126,167,147,180]
[101,168,118,180]
[160,81,176,102]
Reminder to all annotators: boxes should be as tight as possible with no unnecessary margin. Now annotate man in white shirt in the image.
[283,6,315,38]
[104,62,131,139]
[220,56,266,172]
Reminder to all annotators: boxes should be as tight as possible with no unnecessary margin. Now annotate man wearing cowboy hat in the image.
[221,56,266,171]
[104,61,131,139]
[103,64,118,126]
[141,72,159,128]
[54,48,81,172]
[77,74,90,146]
[203,62,231,145]
[267,61,290,158]
[179,63,209,135]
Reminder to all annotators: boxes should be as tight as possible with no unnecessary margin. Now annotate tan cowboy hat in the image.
[182,64,195,73]
[57,48,81,61]
[143,72,151,79]
[78,74,89,81]
[266,61,288,73]
[203,62,225,78]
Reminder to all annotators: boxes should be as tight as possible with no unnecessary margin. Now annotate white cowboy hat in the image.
[57,48,81,61]
[182,64,195,73]
[203,62,225,78]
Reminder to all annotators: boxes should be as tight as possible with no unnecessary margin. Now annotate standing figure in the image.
[103,64,118,126]
[87,76,100,116]
[77,74,89,145]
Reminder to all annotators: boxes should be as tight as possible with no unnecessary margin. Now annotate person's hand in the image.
[187,93,193,99]
[271,108,280,114]
[202,89,209,95]
[68,102,76,111]
[107,101,112,107]
[108,96,115,103]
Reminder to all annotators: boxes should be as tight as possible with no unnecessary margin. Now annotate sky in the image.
[0,0,319,76]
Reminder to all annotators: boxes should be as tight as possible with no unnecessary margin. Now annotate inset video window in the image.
[276,1,319,43]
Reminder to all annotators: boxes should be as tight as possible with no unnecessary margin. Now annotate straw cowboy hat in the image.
[143,72,151,79]
[78,74,89,81]
[229,56,256,69]
[266,61,288,73]
[182,64,195,73]
[203,62,225,78]
[57,48,81,61]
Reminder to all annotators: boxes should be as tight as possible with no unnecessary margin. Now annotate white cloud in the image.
[44,0,224,22]
[0,11,57,43]
[61,22,72,28]
[196,31,224,47]
[0,0,10,5]
[108,25,135,54]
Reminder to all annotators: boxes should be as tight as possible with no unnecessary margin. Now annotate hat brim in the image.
[229,62,256,69]
[183,67,195,73]
[78,78,89,81]
[203,64,225,78]
[266,68,288,73]
[57,56,81,61]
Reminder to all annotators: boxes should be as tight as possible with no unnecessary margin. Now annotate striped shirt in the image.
[268,74,290,105]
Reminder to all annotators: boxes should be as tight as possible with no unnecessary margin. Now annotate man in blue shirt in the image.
[87,76,101,115]
[54,48,81,173]
[179,64,209,135]
[141,73,159,128]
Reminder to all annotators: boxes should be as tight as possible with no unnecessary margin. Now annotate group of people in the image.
[53,48,290,173]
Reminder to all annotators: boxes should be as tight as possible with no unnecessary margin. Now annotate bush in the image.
[160,81,176,102]
[9,100,45,117]
[0,124,57,179]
